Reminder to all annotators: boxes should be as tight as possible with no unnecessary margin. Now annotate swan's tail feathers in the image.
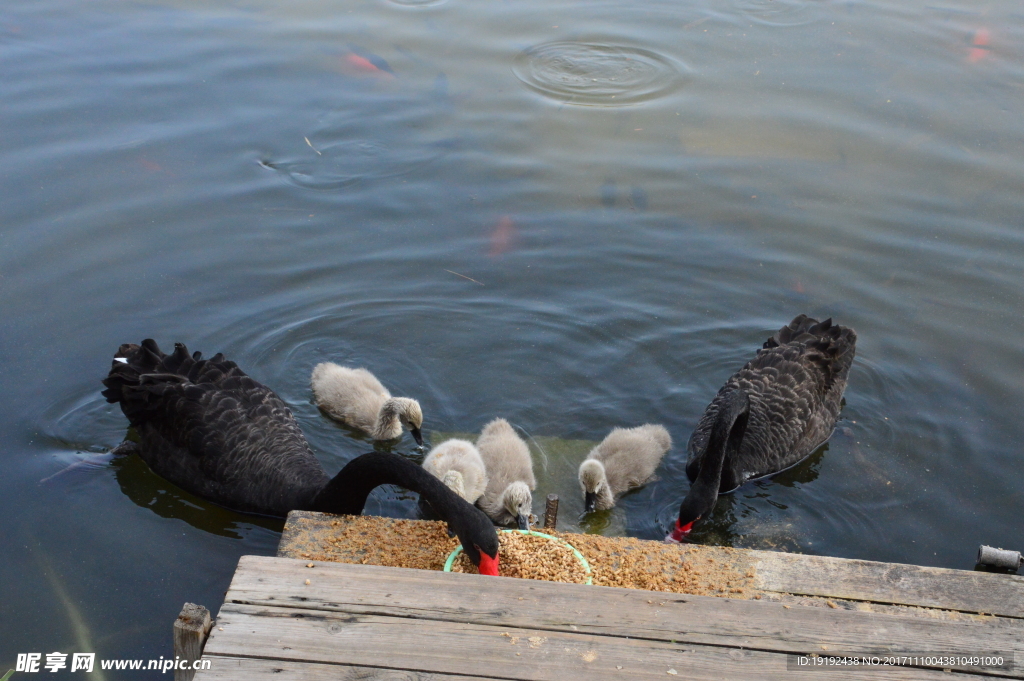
[102,341,156,404]
[102,340,192,423]
[765,315,854,351]
[764,315,857,390]
[766,314,822,347]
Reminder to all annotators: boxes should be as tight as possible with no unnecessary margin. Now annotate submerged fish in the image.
[488,215,516,256]
[343,46,395,76]
[968,28,990,63]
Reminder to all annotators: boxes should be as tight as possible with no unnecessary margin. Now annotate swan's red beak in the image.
[665,519,695,544]
[477,551,499,576]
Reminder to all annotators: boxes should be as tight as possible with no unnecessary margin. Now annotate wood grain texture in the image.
[202,602,969,681]
[198,657,491,681]
[195,655,968,681]
[174,603,212,681]
[279,512,1024,618]
[746,550,1024,617]
[211,512,1024,680]
[221,556,1022,676]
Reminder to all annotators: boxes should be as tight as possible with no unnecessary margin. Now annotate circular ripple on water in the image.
[512,41,684,107]
[385,0,447,8]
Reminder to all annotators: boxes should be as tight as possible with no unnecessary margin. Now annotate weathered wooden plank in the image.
[202,602,968,681]
[745,550,1024,618]
[194,654,980,681]
[223,557,1023,677]
[197,657,492,681]
[174,603,212,681]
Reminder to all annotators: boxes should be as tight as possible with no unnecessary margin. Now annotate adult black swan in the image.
[667,315,857,542]
[102,339,499,574]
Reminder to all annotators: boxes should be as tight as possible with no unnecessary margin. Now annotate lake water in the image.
[3,0,1023,673]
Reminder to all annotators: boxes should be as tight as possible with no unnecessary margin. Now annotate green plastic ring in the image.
[443,529,593,585]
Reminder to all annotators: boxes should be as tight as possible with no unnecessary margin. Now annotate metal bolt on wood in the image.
[977,545,1022,571]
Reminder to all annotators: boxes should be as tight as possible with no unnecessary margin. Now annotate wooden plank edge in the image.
[224,555,1024,660]
[196,655,496,681]
[193,654,984,681]
[748,550,1024,618]
[203,602,1018,681]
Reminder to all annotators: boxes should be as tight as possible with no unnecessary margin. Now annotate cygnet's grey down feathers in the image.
[475,418,535,527]
[310,362,423,443]
[579,424,672,511]
[421,439,488,504]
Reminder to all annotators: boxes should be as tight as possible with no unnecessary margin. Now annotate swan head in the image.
[665,490,712,543]
[448,502,500,576]
[441,469,466,500]
[395,398,424,446]
[452,525,500,577]
[578,459,612,513]
[503,481,533,531]
[668,390,745,543]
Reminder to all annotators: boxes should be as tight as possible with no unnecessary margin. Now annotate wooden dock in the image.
[193,513,1024,680]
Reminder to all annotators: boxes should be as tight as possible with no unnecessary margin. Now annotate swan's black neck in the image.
[677,389,750,530]
[311,452,498,566]
[312,452,448,515]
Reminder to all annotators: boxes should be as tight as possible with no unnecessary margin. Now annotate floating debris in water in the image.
[444,269,484,286]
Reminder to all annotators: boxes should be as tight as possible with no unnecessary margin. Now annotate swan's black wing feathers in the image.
[687,315,856,492]
[103,340,328,515]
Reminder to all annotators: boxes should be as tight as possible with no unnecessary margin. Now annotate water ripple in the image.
[384,0,447,7]
[730,0,823,27]
[512,41,685,107]
[260,137,449,191]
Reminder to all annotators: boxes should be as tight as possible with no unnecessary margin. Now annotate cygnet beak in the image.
[516,513,530,531]
[584,491,597,514]
[410,427,424,447]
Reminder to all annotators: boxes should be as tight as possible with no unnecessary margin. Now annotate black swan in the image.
[667,315,857,542]
[102,340,499,574]
[579,424,672,513]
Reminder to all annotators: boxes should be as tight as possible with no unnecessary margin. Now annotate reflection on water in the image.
[673,445,826,550]
[766,443,825,489]
[109,452,285,539]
